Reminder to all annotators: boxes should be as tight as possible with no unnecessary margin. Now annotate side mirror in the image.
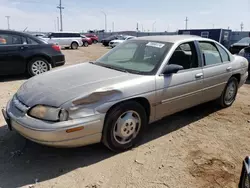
[163,64,184,75]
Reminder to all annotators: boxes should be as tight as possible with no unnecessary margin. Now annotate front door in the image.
[0,33,26,75]
[155,41,204,119]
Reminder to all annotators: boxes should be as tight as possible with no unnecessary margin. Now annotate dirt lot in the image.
[0,44,250,188]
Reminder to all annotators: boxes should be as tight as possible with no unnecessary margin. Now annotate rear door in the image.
[198,41,232,102]
[0,33,26,75]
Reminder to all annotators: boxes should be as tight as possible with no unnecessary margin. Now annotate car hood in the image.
[16,63,140,107]
[231,43,249,47]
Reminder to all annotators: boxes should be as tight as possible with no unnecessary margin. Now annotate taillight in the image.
[52,44,61,52]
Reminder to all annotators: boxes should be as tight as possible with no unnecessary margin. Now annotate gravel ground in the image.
[0,44,250,188]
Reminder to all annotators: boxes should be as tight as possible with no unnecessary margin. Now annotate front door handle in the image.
[195,73,203,78]
[20,46,28,50]
[226,66,232,71]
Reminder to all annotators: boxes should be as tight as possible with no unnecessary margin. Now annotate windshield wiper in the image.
[94,63,129,73]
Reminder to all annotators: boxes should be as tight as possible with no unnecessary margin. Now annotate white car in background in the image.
[109,35,136,48]
[43,32,83,50]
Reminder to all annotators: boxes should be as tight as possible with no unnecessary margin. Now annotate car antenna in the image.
[23,27,28,32]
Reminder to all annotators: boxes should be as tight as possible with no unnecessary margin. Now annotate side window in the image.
[168,42,198,70]
[27,37,39,45]
[216,43,230,62]
[0,34,22,45]
[199,42,222,66]
[21,37,27,44]
[11,35,22,44]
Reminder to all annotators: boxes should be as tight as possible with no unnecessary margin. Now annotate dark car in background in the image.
[85,34,98,44]
[0,30,65,77]
[101,35,123,46]
[229,37,250,54]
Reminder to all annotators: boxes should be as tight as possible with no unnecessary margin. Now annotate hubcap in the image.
[113,110,141,145]
[31,60,48,75]
[72,43,77,49]
[225,82,236,104]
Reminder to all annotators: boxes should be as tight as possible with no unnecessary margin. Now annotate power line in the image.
[57,0,64,31]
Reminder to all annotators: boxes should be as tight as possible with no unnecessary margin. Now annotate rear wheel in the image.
[93,40,98,44]
[218,77,238,108]
[27,57,50,77]
[102,101,147,152]
[71,42,79,50]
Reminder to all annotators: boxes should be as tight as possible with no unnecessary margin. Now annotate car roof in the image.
[49,31,80,34]
[0,29,43,41]
[135,35,206,43]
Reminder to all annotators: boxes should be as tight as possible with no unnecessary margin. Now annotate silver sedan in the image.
[2,35,249,152]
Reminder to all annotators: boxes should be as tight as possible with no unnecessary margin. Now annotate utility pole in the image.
[101,11,107,32]
[57,0,64,31]
[240,22,244,31]
[57,17,59,31]
[54,20,56,31]
[112,22,114,32]
[152,21,156,32]
[185,17,188,30]
[141,24,143,32]
[5,16,10,30]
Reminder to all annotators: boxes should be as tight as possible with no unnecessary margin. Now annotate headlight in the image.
[29,105,69,121]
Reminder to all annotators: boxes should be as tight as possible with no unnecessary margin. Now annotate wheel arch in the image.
[231,73,241,83]
[26,54,52,68]
[103,97,151,125]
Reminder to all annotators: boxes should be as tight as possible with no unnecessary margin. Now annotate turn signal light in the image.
[66,126,84,133]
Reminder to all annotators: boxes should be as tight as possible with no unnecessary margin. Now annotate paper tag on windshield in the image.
[146,42,165,48]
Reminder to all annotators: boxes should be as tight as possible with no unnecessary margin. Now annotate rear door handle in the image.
[226,67,232,71]
[195,73,203,78]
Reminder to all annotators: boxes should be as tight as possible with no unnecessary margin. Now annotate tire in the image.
[218,77,238,108]
[93,40,98,44]
[239,167,250,188]
[27,57,50,77]
[71,42,79,50]
[83,41,88,47]
[102,101,147,152]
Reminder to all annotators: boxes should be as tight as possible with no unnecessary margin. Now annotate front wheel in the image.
[218,77,238,108]
[102,101,147,152]
[27,57,50,77]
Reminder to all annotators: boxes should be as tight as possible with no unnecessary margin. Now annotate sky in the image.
[0,0,250,32]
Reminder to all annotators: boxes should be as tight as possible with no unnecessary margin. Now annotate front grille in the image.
[13,95,29,113]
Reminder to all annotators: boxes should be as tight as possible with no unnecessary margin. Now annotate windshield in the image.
[237,37,250,44]
[95,40,172,75]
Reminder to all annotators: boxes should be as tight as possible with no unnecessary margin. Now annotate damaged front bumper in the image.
[2,99,105,148]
